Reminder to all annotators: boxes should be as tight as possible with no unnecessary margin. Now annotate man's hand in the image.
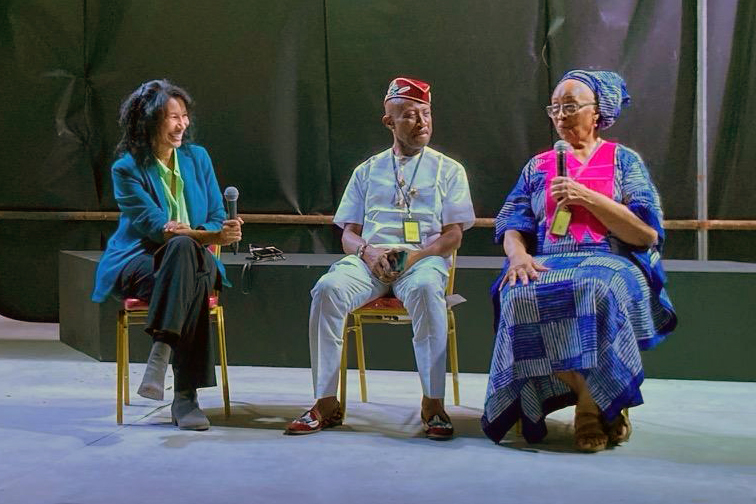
[362,245,397,283]
[403,250,423,272]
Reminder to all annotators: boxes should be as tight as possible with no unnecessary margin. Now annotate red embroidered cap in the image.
[384,77,431,105]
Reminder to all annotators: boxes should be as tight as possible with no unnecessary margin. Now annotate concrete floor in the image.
[0,315,754,504]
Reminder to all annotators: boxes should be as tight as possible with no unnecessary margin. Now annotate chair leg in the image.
[447,310,460,406]
[215,306,231,417]
[123,318,130,406]
[354,315,368,403]
[339,316,350,419]
[116,311,125,425]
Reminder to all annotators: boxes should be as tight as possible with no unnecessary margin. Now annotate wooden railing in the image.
[1,211,755,230]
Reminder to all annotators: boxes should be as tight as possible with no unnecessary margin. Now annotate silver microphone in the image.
[554,140,570,177]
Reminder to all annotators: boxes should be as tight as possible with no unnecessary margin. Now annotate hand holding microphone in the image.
[551,140,573,203]
[549,140,573,236]
[223,186,243,253]
[550,140,592,207]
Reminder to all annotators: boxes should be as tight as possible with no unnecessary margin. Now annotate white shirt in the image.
[334,147,475,252]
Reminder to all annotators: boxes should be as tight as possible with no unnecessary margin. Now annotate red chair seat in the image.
[359,296,405,310]
[123,295,218,311]
[123,298,149,310]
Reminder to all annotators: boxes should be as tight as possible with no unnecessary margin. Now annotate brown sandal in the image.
[574,410,608,452]
[604,408,632,445]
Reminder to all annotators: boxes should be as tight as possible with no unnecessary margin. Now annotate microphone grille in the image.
[224,186,239,201]
[554,140,571,153]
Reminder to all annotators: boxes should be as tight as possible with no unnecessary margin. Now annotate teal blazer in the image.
[92,144,229,302]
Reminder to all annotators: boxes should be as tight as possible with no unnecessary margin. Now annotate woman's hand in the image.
[550,177,658,247]
[550,176,595,207]
[162,221,190,240]
[217,218,242,246]
[500,252,549,289]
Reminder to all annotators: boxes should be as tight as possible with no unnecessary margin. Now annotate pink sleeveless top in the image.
[538,141,617,244]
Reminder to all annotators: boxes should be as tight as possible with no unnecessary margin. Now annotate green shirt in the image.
[156,149,190,224]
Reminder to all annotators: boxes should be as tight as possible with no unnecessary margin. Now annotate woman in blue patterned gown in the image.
[481,70,677,452]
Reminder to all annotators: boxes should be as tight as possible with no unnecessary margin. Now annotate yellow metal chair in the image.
[115,244,230,424]
[338,251,462,416]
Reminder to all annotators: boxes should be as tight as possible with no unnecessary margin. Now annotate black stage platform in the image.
[59,251,756,382]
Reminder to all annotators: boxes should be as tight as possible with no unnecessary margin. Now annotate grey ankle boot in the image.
[137,341,171,400]
[171,389,210,431]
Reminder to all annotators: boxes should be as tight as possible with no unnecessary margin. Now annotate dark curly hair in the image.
[115,79,195,167]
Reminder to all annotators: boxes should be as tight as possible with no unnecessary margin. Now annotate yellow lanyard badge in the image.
[392,150,425,244]
[402,219,421,243]
[549,206,572,236]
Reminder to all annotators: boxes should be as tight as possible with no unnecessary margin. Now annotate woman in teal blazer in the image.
[92,79,242,430]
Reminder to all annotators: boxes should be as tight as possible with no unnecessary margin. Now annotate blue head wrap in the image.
[558,70,630,130]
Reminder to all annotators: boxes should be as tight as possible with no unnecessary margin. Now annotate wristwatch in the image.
[356,244,367,259]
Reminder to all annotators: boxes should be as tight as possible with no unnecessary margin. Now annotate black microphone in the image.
[223,186,239,254]
[555,140,570,177]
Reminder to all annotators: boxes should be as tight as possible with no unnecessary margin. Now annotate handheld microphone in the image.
[549,140,573,237]
[555,140,570,177]
[223,186,240,254]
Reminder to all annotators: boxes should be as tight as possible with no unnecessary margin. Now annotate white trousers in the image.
[309,254,449,399]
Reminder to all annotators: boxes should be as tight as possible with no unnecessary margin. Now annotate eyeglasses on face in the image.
[545,102,596,118]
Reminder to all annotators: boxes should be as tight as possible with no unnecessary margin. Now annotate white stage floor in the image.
[0,315,754,503]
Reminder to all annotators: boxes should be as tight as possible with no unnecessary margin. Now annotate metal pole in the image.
[697,0,709,260]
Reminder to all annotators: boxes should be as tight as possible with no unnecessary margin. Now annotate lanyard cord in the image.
[391,149,425,217]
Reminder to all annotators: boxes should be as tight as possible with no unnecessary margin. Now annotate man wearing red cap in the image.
[286,77,475,440]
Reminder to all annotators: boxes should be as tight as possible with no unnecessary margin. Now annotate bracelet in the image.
[356,244,367,259]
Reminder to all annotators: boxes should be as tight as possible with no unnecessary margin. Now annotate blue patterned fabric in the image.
[482,144,677,444]
[559,70,630,130]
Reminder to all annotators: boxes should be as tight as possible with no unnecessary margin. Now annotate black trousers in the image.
[116,236,219,392]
